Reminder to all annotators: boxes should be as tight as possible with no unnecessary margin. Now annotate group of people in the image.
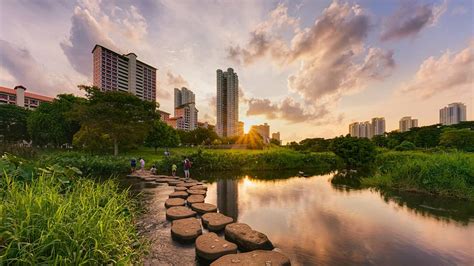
[130,156,192,178]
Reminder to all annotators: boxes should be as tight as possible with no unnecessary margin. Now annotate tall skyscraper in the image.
[216,68,239,137]
[92,44,156,101]
[371,117,386,136]
[173,87,198,131]
[399,116,418,132]
[439,103,467,125]
[251,123,270,142]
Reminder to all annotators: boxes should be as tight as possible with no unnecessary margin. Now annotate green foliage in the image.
[362,151,474,200]
[27,94,82,146]
[439,128,474,152]
[0,104,30,142]
[394,140,416,151]
[270,138,281,146]
[145,120,180,151]
[71,86,158,155]
[371,134,388,147]
[330,136,377,169]
[177,127,219,145]
[73,126,113,153]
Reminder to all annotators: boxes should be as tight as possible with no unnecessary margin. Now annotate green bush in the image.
[439,128,474,152]
[330,136,377,169]
[394,140,416,151]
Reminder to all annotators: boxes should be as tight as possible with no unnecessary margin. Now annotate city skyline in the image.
[0,0,473,142]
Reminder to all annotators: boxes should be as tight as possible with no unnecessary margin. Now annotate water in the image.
[125,171,474,265]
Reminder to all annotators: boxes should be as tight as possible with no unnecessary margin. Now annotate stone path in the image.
[131,171,290,265]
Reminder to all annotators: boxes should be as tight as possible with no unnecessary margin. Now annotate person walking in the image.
[183,157,192,179]
[139,158,145,172]
[171,163,177,177]
[130,158,137,173]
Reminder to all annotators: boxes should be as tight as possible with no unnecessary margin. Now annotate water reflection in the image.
[201,173,474,265]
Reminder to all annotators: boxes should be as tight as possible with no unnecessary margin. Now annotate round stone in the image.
[165,198,186,208]
[166,206,196,220]
[191,203,217,214]
[190,185,208,191]
[167,180,181,186]
[156,178,176,183]
[176,182,198,188]
[195,233,238,261]
[210,250,291,266]
[202,213,234,232]
[187,189,207,196]
[144,182,159,188]
[169,191,189,199]
[224,223,274,251]
[185,179,198,183]
[187,195,205,205]
[171,217,202,242]
[175,187,188,191]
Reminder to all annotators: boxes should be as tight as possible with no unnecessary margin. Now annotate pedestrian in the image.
[139,157,145,172]
[150,164,157,175]
[130,158,137,173]
[171,163,177,177]
[183,157,192,179]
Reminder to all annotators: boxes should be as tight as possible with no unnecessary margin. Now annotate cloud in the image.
[0,39,73,96]
[401,40,474,97]
[165,71,189,88]
[380,1,447,42]
[246,97,330,123]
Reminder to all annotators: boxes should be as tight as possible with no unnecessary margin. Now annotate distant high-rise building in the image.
[271,132,281,144]
[251,123,270,142]
[439,103,467,125]
[173,87,198,131]
[349,122,360,137]
[399,116,418,132]
[237,121,244,136]
[216,68,239,137]
[0,85,53,109]
[92,44,157,101]
[371,117,386,136]
[157,110,170,122]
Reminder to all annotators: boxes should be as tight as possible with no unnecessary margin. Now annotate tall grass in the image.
[361,151,474,200]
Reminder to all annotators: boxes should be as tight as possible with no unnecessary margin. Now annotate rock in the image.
[224,223,274,251]
[166,206,196,220]
[165,198,186,208]
[187,189,207,196]
[191,203,218,214]
[187,195,205,204]
[171,217,202,242]
[190,185,208,191]
[185,179,198,183]
[153,175,170,178]
[211,250,291,266]
[175,186,188,191]
[144,182,159,188]
[156,178,176,183]
[176,182,198,188]
[167,180,181,186]
[195,233,238,261]
[143,177,156,182]
[202,213,234,232]
[169,191,189,199]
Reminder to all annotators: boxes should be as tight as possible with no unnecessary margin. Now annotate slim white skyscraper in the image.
[399,116,418,132]
[371,117,386,136]
[439,103,467,125]
[216,68,239,137]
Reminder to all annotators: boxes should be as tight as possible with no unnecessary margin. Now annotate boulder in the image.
[171,217,202,242]
[202,213,234,232]
[187,189,207,196]
[224,223,274,251]
[190,185,208,191]
[195,233,238,261]
[169,191,189,199]
[187,194,205,204]
[166,206,197,220]
[191,203,218,214]
[165,198,186,208]
[175,187,188,191]
[176,182,198,188]
[211,250,291,266]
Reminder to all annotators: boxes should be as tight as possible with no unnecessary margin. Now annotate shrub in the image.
[330,136,377,169]
[394,140,416,151]
[439,128,474,152]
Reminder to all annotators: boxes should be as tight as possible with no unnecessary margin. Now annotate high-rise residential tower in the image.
[399,116,418,132]
[251,123,270,142]
[92,44,156,101]
[371,117,386,136]
[439,103,467,125]
[216,68,239,137]
[173,87,198,131]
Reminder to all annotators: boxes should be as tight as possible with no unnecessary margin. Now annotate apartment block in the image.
[439,103,467,125]
[92,44,156,101]
[251,123,270,142]
[216,68,239,137]
[0,85,53,109]
[399,116,418,132]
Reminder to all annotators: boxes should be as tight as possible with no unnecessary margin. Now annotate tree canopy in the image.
[145,120,180,152]
[0,104,30,142]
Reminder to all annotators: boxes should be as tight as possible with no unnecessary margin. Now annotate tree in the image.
[73,126,112,153]
[27,94,82,146]
[0,104,30,142]
[330,136,376,169]
[394,140,416,151]
[372,134,388,147]
[413,125,441,148]
[145,120,180,152]
[72,86,157,155]
[439,128,474,152]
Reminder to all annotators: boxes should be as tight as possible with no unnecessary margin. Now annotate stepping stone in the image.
[166,206,196,220]
[190,185,208,191]
[144,182,159,188]
[143,177,156,182]
[195,233,238,261]
[187,189,207,196]
[202,213,234,232]
[156,178,176,183]
[169,191,189,199]
[168,180,181,186]
[175,187,188,191]
[225,223,274,251]
[211,250,291,266]
[187,195,205,205]
[171,217,202,242]
[185,179,198,183]
[176,183,198,188]
[153,175,170,178]
[165,198,186,208]
[191,203,217,214]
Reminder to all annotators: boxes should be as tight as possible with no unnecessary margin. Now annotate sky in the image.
[0,0,473,143]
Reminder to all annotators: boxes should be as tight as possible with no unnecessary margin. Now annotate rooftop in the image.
[0,86,54,102]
